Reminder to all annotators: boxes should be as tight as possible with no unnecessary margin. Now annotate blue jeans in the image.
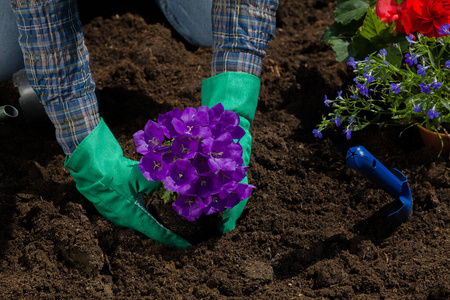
[0,0,212,82]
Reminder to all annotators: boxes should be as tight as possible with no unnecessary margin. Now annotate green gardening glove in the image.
[64,118,191,249]
[201,72,260,232]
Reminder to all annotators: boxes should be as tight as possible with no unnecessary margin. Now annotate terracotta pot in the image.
[418,125,450,154]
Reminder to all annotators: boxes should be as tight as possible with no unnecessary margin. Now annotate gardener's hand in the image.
[201,72,260,232]
[65,118,191,249]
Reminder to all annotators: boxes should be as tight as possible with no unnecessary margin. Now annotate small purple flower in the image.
[350,94,358,100]
[312,128,323,138]
[165,159,199,194]
[431,78,442,90]
[333,116,341,127]
[413,103,422,113]
[348,57,357,69]
[363,72,374,84]
[427,105,439,119]
[417,64,429,77]
[133,120,168,155]
[406,34,415,46]
[445,60,450,68]
[348,117,355,124]
[420,82,431,94]
[379,48,387,58]
[343,127,352,140]
[336,90,344,100]
[172,195,205,222]
[439,23,450,35]
[390,83,401,94]
[139,152,168,181]
[405,53,418,66]
[324,94,331,107]
[357,82,369,97]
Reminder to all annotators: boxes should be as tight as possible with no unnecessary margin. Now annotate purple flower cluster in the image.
[134,103,256,222]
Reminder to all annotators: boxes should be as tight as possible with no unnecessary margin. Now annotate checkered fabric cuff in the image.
[211,0,278,77]
[11,0,100,155]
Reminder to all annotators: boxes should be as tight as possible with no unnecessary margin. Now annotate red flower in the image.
[399,0,450,37]
[376,0,401,23]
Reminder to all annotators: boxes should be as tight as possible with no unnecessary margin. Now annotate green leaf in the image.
[440,98,450,112]
[327,37,356,62]
[358,8,394,44]
[159,187,179,204]
[335,0,370,25]
[321,18,366,43]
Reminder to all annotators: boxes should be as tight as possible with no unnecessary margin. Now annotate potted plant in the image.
[134,103,255,243]
[317,0,450,153]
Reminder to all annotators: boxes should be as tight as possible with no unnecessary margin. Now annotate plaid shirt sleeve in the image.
[11,0,100,155]
[212,0,279,77]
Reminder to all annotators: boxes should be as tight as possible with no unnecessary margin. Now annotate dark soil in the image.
[1,0,449,298]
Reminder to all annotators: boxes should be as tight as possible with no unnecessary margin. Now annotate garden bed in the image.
[0,0,449,298]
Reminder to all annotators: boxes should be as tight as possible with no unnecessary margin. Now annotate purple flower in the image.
[390,83,401,94]
[171,135,198,159]
[343,127,352,140]
[136,104,256,221]
[139,152,168,181]
[157,107,182,138]
[427,105,439,119]
[406,34,416,46]
[164,159,199,194]
[172,107,210,139]
[431,78,442,90]
[363,72,374,84]
[133,120,167,155]
[219,182,256,209]
[348,57,357,69]
[420,83,431,94]
[439,23,450,35]
[417,64,429,77]
[357,82,369,97]
[333,116,341,127]
[324,94,330,107]
[405,53,418,66]
[200,132,243,173]
[336,90,344,100]
[312,128,323,138]
[172,195,205,222]
[379,48,387,58]
[445,60,450,68]
[413,103,422,113]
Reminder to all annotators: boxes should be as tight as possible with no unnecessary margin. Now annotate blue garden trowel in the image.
[346,146,413,223]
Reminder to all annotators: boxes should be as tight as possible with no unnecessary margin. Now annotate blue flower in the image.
[348,57,357,69]
[431,78,442,90]
[350,94,358,100]
[379,48,387,58]
[390,83,401,94]
[324,94,330,107]
[420,83,431,94]
[406,34,416,46]
[405,53,418,66]
[445,60,450,68]
[363,71,374,84]
[438,23,450,35]
[336,90,344,100]
[333,116,341,127]
[413,103,422,113]
[427,105,439,119]
[312,128,323,138]
[343,127,352,140]
[357,82,369,97]
[348,117,355,123]
[417,64,429,77]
